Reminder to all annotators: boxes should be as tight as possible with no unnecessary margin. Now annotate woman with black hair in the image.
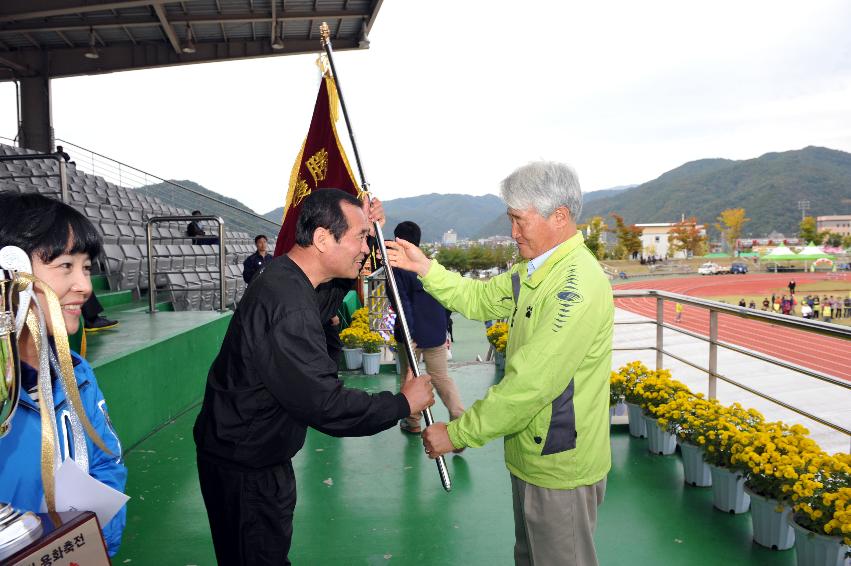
[0,192,127,556]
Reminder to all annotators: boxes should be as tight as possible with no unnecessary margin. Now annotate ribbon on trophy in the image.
[0,247,110,516]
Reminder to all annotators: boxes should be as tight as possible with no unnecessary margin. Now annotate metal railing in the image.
[146,215,227,312]
[613,289,851,447]
[0,147,69,203]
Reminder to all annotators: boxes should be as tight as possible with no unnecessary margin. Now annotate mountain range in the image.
[141,146,851,243]
[578,146,851,237]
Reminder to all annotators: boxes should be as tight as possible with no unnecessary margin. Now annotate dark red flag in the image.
[274,75,361,256]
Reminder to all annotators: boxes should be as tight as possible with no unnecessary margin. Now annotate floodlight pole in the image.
[320,22,451,492]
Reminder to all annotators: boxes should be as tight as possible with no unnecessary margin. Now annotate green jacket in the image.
[421,232,613,489]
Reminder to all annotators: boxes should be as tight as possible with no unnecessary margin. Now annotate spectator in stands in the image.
[844,296,851,318]
[242,234,272,284]
[0,192,127,557]
[813,295,821,319]
[392,220,465,435]
[193,189,434,565]
[83,292,119,331]
[801,302,813,319]
[748,299,756,309]
[833,296,843,320]
[788,279,796,295]
[186,210,219,245]
[738,298,746,307]
[761,297,770,311]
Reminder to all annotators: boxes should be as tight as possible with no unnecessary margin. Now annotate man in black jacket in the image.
[194,189,434,565]
[242,234,272,284]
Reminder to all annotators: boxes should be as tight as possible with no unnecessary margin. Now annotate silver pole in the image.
[58,156,68,204]
[146,221,156,313]
[320,22,451,491]
[708,310,718,399]
[217,218,226,311]
[655,297,664,371]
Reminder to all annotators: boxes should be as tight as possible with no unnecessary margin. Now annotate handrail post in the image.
[146,221,156,313]
[656,296,664,371]
[218,218,226,312]
[58,156,68,203]
[708,310,718,399]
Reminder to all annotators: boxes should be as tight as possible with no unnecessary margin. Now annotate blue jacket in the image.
[0,351,127,556]
[393,267,451,349]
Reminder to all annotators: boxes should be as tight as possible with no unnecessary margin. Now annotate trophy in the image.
[0,265,43,559]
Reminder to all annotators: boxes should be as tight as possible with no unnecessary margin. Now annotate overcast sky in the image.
[1,0,849,215]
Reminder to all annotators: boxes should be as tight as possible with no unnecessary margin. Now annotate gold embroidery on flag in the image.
[293,178,312,206]
[306,148,329,185]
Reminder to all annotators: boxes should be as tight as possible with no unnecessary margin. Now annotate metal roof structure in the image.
[0,1,382,79]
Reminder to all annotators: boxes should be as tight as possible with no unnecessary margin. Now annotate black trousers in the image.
[82,292,103,325]
[197,454,297,565]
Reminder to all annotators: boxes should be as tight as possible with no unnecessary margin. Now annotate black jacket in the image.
[194,255,409,469]
[242,251,272,284]
[393,267,451,349]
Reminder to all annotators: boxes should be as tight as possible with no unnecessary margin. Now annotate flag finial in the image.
[320,22,331,45]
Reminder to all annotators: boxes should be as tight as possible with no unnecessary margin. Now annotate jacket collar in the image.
[18,350,87,411]
[524,232,585,289]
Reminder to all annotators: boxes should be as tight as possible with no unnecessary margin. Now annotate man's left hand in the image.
[362,197,385,234]
[423,423,456,459]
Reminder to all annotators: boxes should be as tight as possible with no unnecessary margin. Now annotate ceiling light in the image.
[84,27,99,59]
[182,24,196,54]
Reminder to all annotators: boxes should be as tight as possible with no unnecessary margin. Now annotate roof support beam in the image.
[0,11,371,34]
[0,1,169,22]
[153,3,181,54]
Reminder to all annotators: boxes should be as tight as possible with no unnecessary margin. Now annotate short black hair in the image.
[294,189,362,247]
[254,234,268,244]
[394,221,421,246]
[0,192,102,262]
[191,210,202,215]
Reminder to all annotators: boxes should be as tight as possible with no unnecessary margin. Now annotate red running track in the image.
[613,273,851,382]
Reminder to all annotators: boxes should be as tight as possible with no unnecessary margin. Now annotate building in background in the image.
[636,222,707,259]
[817,215,851,237]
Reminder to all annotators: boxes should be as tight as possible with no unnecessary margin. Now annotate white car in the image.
[698,262,720,275]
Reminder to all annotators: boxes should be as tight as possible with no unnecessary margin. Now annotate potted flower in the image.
[361,331,385,375]
[732,421,817,550]
[634,369,688,455]
[486,322,509,370]
[700,403,764,514]
[339,326,364,370]
[789,452,851,566]
[609,371,627,423]
[619,361,654,438]
[653,392,720,487]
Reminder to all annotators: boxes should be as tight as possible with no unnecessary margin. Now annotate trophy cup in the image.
[0,267,43,560]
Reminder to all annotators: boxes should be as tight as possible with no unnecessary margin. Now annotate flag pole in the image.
[320,22,452,492]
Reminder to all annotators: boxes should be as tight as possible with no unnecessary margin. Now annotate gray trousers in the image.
[511,475,607,566]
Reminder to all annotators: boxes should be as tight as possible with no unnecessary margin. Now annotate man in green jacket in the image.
[386,161,613,566]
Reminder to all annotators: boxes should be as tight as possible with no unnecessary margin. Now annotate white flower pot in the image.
[790,517,849,566]
[679,441,712,487]
[643,414,677,455]
[342,347,363,370]
[362,352,381,375]
[745,485,794,550]
[625,402,647,438]
[708,463,750,514]
[494,351,505,369]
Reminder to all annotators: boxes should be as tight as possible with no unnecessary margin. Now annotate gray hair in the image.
[499,161,582,220]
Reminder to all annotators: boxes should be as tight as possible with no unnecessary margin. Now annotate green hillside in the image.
[266,193,507,243]
[578,147,851,237]
[135,180,280,238]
